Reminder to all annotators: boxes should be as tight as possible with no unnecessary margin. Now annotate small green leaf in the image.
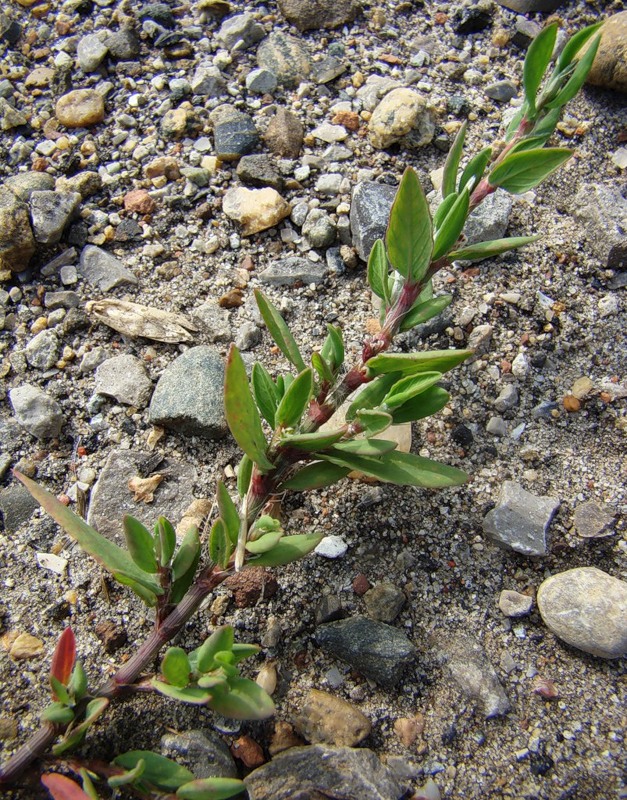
[207,677,275,720]
[366,350,471,377]
[161,647,191,688]
[113,573,158,607]
[449,234,540,262]
[280,428,345,452]
[123,516,158,574]
[275,368,313,429]
[345,373,401,420]
[332,439,398,457]
[155,517,176,568]
[367,239,389,303]
[488,148,572,194]
[442,121,467,198]
[68,662,88,702]
[433,193,457,230]
[523,23,557,112]
[245,530,283,554]
[225,345,274,472]
[556,21,603,70]
[505,107,526,142]
[107,759,145,788]
[281,462,350,491]
[114,751,194,791]
[320,450,467,488]
[386,167,433,283]
[151,680,214,705]
[209,519,232,569]
[252,362,280,428]
[311,351,335,385]
[42,702,75,725]
[177,777,246,800]
[530,106,561,140]
[399,294,453,332]
[254,289,306,372]
[432,187,469,261]
[52,698,109,756]
[230,643,261,664]
[458,146,492,194]
[170,526,201,604]
[383,371,443,409]
[197,674,229,690]
[355,409,393,437]
[247,533,323,566]
[320,324,344,371]
[391,385,450,424]
[216,481,239,547]
[194,627,234,673]
[50,677,71,706]
[546,32,601,109]
[237,454,253,498]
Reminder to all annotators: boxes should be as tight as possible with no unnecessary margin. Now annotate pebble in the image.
[263,108,304,158]
[294,689,371,747]
[78,245,139,291]
[5,172,55,200]
[485,80,518,102]
[246,68,277,95]
[223,187,290,236]
[494,384,518,412]
[0,98,28,130]
[368,88,434,150]
[259,256,326,286]
[245,745,403,800]
[257,32,313,88]
[598,294,619,318]
[77,33,109,72]
[314,535,348,559]
[0,485,39,533]
[0,188,36,273]
[499,589,533,617]
[25,329,59,371]
[467,324,493,353]
[453,1,493,34]
[349,181,397,261]
[9,384,64,440]
[311,123,348,144]
[611,146,627,170]
[191,300,231,343]
[217,13,265,50]
[316,615,416,687]
[190,62,226,97]
[581,11,627,93]
[95,355,153,408]
[161,729,237,779]
[149,346,227,438]
[537,567,627,659]
[55,89,105,128]
[234,321,261,351]
[124,189,156,215]
[511,353,529,379]
[29,191,81,245]
[568,182,627,270]
[236,155,283,191]
[363,582,406,623]
[277,0,360,32]
[213,109,259,160]
[496,0,563,11]
[462,190,513,255]
[8,632,44,661]
[482,481,560,556]
[302,208,336,248]
[573,500,616,539]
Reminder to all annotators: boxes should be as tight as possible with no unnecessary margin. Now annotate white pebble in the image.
[315,535,348,559]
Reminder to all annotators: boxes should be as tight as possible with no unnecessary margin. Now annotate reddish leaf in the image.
[50,628,76,692]
[41,774,93,800]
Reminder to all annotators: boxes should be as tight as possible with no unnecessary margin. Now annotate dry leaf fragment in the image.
[146,426,165,450]
[86,299,198,343]
[128,474,164,502]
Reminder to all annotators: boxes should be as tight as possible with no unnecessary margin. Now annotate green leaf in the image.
[433,193,457,230]
[252,363,279,427]
[209,519,232,570]
[225,346,274,472]
[442,121,467,198]
[386,167,433,283]
[113,572,158,607]
[170,526,201,604]
[449,234,540,262]
[194,627,234,673]
[254,289,306,372]
[114,751,194,791]
[399,294,453,332]
[207,677,275,720]
[345,373,401,420]
[530,106,561,140]
[123,516,158,574]
[488,148,572,193]
[366,349,471,377]
[216,481,239,547]
[432,187,469,261]
[556,21,603,71]
[523,23,557,112]
[320,450,467,488]
[237,454,253,498]
[42,702,75,725]
[275,368,313,429]
[311,351,334,386]
[391,385,450,424]
[230,643,261,664]
[505,106,526,141]
[332,439,399,457]
[367,239,389,303]
[247,533,323,566]
[177,777,246,800]
[320,324,344,371]
[508,133,554,154]
[197,674,229,690]
[245,530,283,554]
[68,662,88,702]
[546,32,601,109]
[14,472,162,596]
[383,371,443,409]
[50,677,71,706]
[355,409,393,437]
[108,759,145,788]
[52,698,109,756]
[162,647,192,688]
[458,147,492,194]
[155,517,176,568]
[281,462,350,491]
[151,680,214,705]
[280,429,345,452]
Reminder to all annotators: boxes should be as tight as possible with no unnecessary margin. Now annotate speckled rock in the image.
[29,191,81,245]
[55,89,105,128]
[580,11,627,93]
[368,88,434,149]
[350,181,397,261]
[573,500,616,538]
[9,384,63,440]
[223,187,291,235]
[257,32,312,87]
[302,208,336,248]
[259,256,326,285]
[213,109,259,160]
[363,582,406,623]
[76,33,108,72]
[236,155,283,190]
[95,355,153,408]
[294,689,371,747]
[0,187,35,272]
[25,330,59,371]
[78,245,138,291]
[0,97,27,130]
[161,729,237,779]
[277,0,361,32]
[216,13,265,50]
[5,172,54,201]
[537,567,627,659]
[482,480,559,556]
[568,183,627,269]
[263,107,304,158]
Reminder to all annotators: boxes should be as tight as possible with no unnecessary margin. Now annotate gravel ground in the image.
[0,0,625,798]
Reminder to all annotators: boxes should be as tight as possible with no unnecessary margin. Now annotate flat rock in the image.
[94,355,153,408]
[87,450,197,544]
[568,183,627,270]
[363,582,406,623]
[482,480,560,556]
[78,245,138,291]
[498,589,533,617]
[316,615,416,687]
[213,109,259,160]
[263,107,304,158]
[0,485,39,533]
[573,500,616,538]
[217,13,265,50]
[350,181,397,261]
[580,11,627,93]
[161,729,237,779]
[294,689,371,747]
[29,191,81,245]
[223,187,290,235]
[9,384,64,440]
[76,33,109,72]
[55,89,105,128]
[236,155,283,190]
[257,32,312,88]
[302,208,336,248]
[495,0,563,11]
[191,300,231,342]
[190,62,226,97]
[0,97,27,130]
[368,88,434,150]
[277,0,360,31]
[245,745,403,800]
[0,187,36,273]
[149,346,227,438]
[25,330,59,371]
[259,256,327,286]
[537,567,627,659]
[5,172,54,201]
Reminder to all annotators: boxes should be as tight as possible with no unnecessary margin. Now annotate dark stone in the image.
[236,155,283,190]
[447,95,470,116]
[277,0,360,32]
[485,80,518,102]
[512,18,542,49]
[350,181,397,261]
[451,424,473,447]
[257,32,313,88]
[453,4,493,34]
[213,112,258,160]
[497,0,564,11]
[263,107,304,158]
[139,3,175,28]
[259,257,327,286]
[315,595,345,625]
[105,28,140,61]
[0,485,39,533]
[0,12,21,46]
[161,730,237,779]
[114,218,143,241]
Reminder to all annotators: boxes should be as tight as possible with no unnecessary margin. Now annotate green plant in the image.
[0,21,601,798]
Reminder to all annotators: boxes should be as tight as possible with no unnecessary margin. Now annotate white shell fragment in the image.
[36,552,68,575]
[86,299,199,343]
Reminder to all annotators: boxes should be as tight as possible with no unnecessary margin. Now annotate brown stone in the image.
[263,108,304,158]
[124,189,156,215]
[55,89,105,128]
[277,0,360,32]
[580,12,627,93]
[144,156,181,181]
[224,567,278,608]
[331,109,360,131]
[269,721,305,755]
[231,735,265,768]
[9,632,44,660]
[0,188,36,273]
[294,689,372,747]
[95,620,128,653]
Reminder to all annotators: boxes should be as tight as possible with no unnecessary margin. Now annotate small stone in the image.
[598,294,619,317]
[5,172,55,201]
[496,0,563,11]
[467,324,493,352]
[537,567,627,659]
[257,32,313,88]
[192,300,231,342]
[499,589,533,617]
[311,122,348,143]
[95,355,153,408]
[302,208,336,248]
[0,485,39,532]
[224,567,278,608]
[246,68,277,95]
[462,190,513,256]
[611,146,627,170]
[29,191,81,245]
[9,384,63,440]
[217,13,265,50]
[350,181,397,261]
[0,97,27,130]
[0,188,36,273]
[56,171,102,199]
[105,28,139,61]
[568,183,626,269]
[124,189,156,215]
[563,395,581,413]
[268,721,305,756]
[235,321,261,351]
[223,187,290,235]
[453,1,493,34]
[259,256,326,286]
[55,89,105,128]
[161,107,203,140]
[579,11,627,93]
[263,108,304,158]
[76,33,108,72]
[277,0,360,31]
[573,501,615,539]
[78,245,138,291]
[213,109,258,160]
[511,353,529,379]
[162,730,237,779]
[368,88,434,150]
[9,632,44,660]
[25,329,59,371]
[0,717,17,741]
[236,155,283,190]
[314,535,348,559]
[494,384,518,412]
[485,80,517,102]
[190,62,226,97]
[145,156,181,181]
[294,689,371,747]
[482,480,560,556]
[36,552,68,575]
[363,582,406,623]
[393,714,424,748]
[571,376,593,399]
[94,620,127,653]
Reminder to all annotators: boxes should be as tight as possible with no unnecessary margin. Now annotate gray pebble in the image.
[259,256,327,286]
[246,67,278,95]
[217,13,265,51]
[349,181,397,261]
[25,330,59,371]
[76,33,108,72]
[363,582,406,623]
[499,589,533,617]
[161,729,237,779]
[302,208,336,248]
[9,384,64,440]
[235,321,261,351]
[95,355,153,408]
[494,384,519,412]
[485,81,517,102]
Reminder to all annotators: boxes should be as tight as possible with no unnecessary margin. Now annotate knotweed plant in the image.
[0,22,601,799]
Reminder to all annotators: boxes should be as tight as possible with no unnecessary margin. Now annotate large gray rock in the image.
[0,187,35,273]
[568,183,627,269]
[4,172,54,200]
[9,384,64,440]
[316,615,416,687]
[0,485,39,533]
[257,32,312,88]
[94,355,153,408]
[149,346,227,438]
[78,245,138,291]
[245,745,404,800]
[277,0,361,31]
[462,189,513,254]
[350,181,397,261]
[30,190,82,245]
[482,480,559,556]
[537,567,627,659]
[259,256,327,286]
